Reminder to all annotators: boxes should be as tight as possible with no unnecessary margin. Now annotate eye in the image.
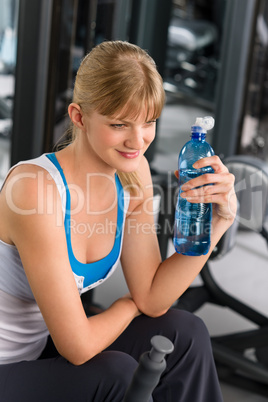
[146,120,157,126]
[110,124,126,129]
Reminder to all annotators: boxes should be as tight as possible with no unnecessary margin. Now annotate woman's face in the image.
[80,109,156,173]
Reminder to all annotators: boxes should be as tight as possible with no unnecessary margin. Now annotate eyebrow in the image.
[109,116,156,124]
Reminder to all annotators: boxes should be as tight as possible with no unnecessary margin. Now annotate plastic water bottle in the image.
[173,117,215,256]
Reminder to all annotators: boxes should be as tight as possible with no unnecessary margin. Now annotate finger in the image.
[181,172,234,191]
[181,191,231,205]
[193,155,229,174]
[181,182,234,200]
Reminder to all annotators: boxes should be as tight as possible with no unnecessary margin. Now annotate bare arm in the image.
[2,165,139,366]
[121,155,237,317]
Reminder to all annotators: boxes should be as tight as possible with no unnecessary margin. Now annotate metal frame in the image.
[201,262,268,397]
[128,0,172,164]
[212,0,259,158]
[11,0,53,165]
[112,0,133,41]
[43,0,79,153]
[129,0,172,76]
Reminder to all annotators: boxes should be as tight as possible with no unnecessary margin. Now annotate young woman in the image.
[0,41,236,401]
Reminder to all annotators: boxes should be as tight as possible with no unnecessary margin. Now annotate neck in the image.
[55,142,116,194]
[62,134,115,171]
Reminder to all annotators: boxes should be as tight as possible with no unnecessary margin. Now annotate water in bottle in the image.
[173,117,215,256]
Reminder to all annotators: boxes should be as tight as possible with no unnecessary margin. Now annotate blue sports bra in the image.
[46,153,125,290]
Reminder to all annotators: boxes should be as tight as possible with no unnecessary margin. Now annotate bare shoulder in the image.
[2,163,58,210]
[0,163,62,244]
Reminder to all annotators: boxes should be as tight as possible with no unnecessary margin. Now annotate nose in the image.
[124,128,144,150]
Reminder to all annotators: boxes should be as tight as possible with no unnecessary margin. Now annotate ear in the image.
[68,103,85,130]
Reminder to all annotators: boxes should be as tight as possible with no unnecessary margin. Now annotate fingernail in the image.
[181,184,189,190]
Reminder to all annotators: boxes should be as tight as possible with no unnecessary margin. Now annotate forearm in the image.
[89,296,139,347]
[69,296,139,365]
[126,154,237,317]
[139,216,234,317]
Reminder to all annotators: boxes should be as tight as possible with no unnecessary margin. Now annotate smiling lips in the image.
[117,150,140,159]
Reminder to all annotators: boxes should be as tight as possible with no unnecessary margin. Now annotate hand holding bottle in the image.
[173,117,237,256]
[180,155,237,221]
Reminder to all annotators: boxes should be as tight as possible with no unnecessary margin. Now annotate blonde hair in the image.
[70,40,165,193]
